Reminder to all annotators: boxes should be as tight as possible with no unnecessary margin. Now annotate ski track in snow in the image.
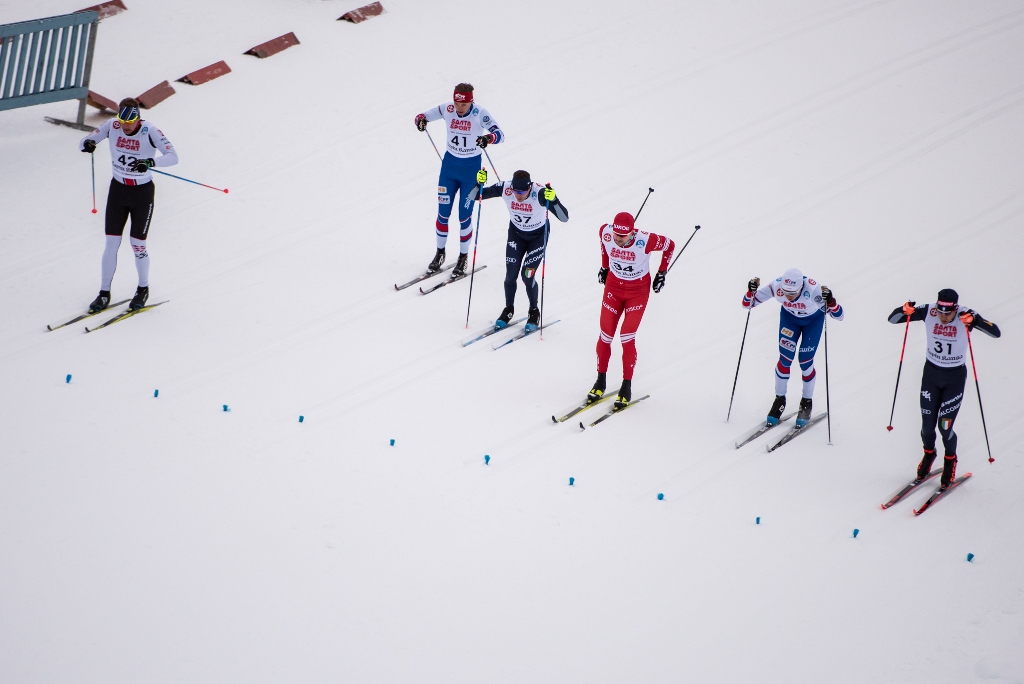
[2,1,1023,682]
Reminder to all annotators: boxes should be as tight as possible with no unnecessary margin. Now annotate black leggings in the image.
[105,179,154,239]
[920,361,967,455]
[504,223,547,308]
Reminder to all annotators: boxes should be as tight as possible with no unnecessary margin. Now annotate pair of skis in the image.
[461,318,561,350]
[733,411,828,452]
[394,263,487,295]
[881,470,973,515]
[551,392,651,429]
[46,299,168,333]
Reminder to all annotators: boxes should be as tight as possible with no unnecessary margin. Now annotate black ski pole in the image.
[887,310,912,431]
[966,327,994,463]
[425,129,443,161]
[539,186,551,338]
[464,185,484,328]
[824,316,832,445]
[634,187,654,219]
[726,307,752,422]
[665,225,701,274]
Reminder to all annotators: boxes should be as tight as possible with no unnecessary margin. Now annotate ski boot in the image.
[614,379,632,410]
[587,372,607,404]
[494,306,514,332]
[914,448,937,483]
[940,454,957,490]
[129,286,149,312]
[795,397,812,427]
[427,248,446,273]
[89,290,111,314]
[766,395,786,425]
[451,253,469,278]
[525,306,541,332]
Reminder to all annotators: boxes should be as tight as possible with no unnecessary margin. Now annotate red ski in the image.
[880,468,941,509]
[913,473,972,516]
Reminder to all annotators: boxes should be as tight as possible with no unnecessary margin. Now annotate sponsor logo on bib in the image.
[511,201,533,211]
[610,248,636,261]
[116,137,141,152]
[932,324,957,337]
[450,118,472,132]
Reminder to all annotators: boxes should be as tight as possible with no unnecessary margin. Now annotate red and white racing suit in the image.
[596,224,675,380]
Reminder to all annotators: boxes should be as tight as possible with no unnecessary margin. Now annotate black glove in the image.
[747,277,760,294]
[821,286,835,307]
[415,115,427,132]
[598,267,608,285]
[83,140,96,153]
[652,271,666,293]
[129,158,155,173]
[476,134,494,148]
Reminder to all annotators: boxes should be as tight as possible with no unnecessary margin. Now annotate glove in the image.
[415,114,427,132]
[747,277,760,294]
[83,140,96,153]
[476,133,495,148]
[543,186,556,202]
[128,158,155,172]
[959,309,975,326]
[902,301,916,316]
[821,286,835,307]
[652,271,666,293]
[598,267,608,285]
[476,169,487,184]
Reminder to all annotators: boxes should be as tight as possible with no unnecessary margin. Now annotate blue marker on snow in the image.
[154,389,159,398]
[223,404,229,412]
[967,553,975,562]
[390,439,395,446]
[569,477,575,486]
[853,528,860,539]
[657,493,664,500]
[299,415,304,423]
[756,516,761,525]
[484,454,490,465]
[66,374,71,384]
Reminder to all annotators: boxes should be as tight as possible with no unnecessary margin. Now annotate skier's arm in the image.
[819,285,844,321]
[645,234,675,271]
[79,119,111,152]
[743,281,774,309]
[148,128,178,168]
[888,303,928,324]
[542,186,568,222]
[478,183,504,200]
[421,105,446,123]
[479,107,503,145]
[961,310,1001,338]
[600,225,609,268]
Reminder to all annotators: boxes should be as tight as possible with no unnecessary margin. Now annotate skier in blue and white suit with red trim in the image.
[743,268,844,426]
[415,83,503,277]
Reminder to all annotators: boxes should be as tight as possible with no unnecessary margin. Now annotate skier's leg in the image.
[101,179,131,290]
[796,314,825,399]
[435,170,455,250]
[127,183,154,288]
[775,311,798,396]
[936,365,967,459]
[455,163,478,255]
[596,287,625,374]
[519,230,545,309]
[919,363,942,453]
[504,227,525,308]
[618,287,650,380]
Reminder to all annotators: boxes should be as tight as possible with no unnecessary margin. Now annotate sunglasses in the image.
[117,105,139,124]
[511,186,531,194]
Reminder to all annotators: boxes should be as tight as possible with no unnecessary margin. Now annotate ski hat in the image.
[453,89,473,103]
[511,171,532,192]
[780,268,804,293]
[936,288,959,313]
[610,212,635,235]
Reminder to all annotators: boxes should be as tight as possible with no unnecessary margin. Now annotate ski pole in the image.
[965,327,994,462]
[726,306,752,422]
[90,152,97,214]
[635,187,654,220]
[665,225,701,274]
[484,149,502,183]
[150,168,229,194]
[425,129,443,161]
[824,316,832,445]
[539,186,550,339]
[887,310,913,431]
[464,184,485,328]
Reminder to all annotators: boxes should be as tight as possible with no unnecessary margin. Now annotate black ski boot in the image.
[427,248,446,273]
[614,379,632,410]
[766,395,786,426]
[129,286,149,311]
[915,448,937,483]
[451,253,469,277]
[494,306,514,332]
[587,372,607,404]
[89,290,111,313]
[940,454,957,490]
[525,306,541,332]
[795,397,812,427]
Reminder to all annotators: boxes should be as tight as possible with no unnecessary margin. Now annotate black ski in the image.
[394,264,455,291]
[552,391,618,424]
[461,317,526,347]
[765,412,828,453]
[913,473,972,516]
[734,412,796,448]
[580,394,651,429]
[419,265,487,295]
[84,301,169,332]
[880,469,941,509]
[47,299,131,331]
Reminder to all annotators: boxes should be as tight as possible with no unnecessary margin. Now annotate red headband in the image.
[453,90,473,103]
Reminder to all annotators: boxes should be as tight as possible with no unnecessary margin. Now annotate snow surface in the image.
[2,0,1023,681]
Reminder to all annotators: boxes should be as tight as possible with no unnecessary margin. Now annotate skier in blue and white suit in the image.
[742,268,844,426]
[414,83,503,278]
